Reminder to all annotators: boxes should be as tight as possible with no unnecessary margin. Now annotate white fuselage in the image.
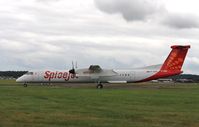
[16,66,161,84]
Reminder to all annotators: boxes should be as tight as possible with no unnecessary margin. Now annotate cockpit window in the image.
[26,72,33,75]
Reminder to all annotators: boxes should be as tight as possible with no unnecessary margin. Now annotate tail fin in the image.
[160,45,190,71]
[135,45,190,82]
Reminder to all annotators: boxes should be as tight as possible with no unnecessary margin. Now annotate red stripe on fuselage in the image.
[136,70,182,82]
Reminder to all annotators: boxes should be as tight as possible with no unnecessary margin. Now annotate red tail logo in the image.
[136,45,190,82]
[160,45,190,71]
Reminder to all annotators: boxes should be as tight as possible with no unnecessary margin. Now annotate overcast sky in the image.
[0,0,199,74]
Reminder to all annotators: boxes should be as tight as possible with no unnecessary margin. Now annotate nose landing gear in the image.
[96,83,103,89]
[23,83,27,87]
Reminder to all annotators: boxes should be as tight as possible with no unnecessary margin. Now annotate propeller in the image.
[69,61,75,74]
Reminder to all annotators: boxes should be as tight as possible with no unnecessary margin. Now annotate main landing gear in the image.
[96,83,103,89]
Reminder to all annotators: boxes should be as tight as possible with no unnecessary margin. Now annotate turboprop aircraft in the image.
[16,45,190,88]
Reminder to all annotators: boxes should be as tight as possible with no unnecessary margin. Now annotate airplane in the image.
[16,45,190,88]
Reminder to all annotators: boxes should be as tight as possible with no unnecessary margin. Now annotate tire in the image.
[23,83,27,87]
[96,84,103,89]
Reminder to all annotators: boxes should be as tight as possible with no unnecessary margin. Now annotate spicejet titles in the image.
[44,71,77,81]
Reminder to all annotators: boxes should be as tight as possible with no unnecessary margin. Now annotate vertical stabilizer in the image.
[137,45,190,82]
[160,45,190,71]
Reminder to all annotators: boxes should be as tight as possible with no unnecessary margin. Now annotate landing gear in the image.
[23,83,27,87]
[96,83,103,89]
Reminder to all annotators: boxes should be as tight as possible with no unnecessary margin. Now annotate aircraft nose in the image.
[16,76,23,83]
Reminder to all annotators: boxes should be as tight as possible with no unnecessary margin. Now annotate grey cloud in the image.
[94,0,164,21]
[94,0,199,29]
[162,14,199,29]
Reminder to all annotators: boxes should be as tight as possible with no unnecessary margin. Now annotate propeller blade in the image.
[72,61,74,69]
[75,61,77,69]
[69,61,75,74]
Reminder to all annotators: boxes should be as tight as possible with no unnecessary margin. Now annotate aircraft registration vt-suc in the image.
[16,45,190,88]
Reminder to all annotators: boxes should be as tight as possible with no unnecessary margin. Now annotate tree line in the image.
[0,71,27,78]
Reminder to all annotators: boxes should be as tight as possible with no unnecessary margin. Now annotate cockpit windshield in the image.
[26,72,33,75]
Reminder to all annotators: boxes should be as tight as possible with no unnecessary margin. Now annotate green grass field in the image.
[0,80,199,127]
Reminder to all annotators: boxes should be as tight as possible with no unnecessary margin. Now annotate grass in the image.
[0,80,199,127]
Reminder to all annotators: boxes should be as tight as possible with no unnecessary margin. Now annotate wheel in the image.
[96,84,103,89]
[23,83,27,87]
